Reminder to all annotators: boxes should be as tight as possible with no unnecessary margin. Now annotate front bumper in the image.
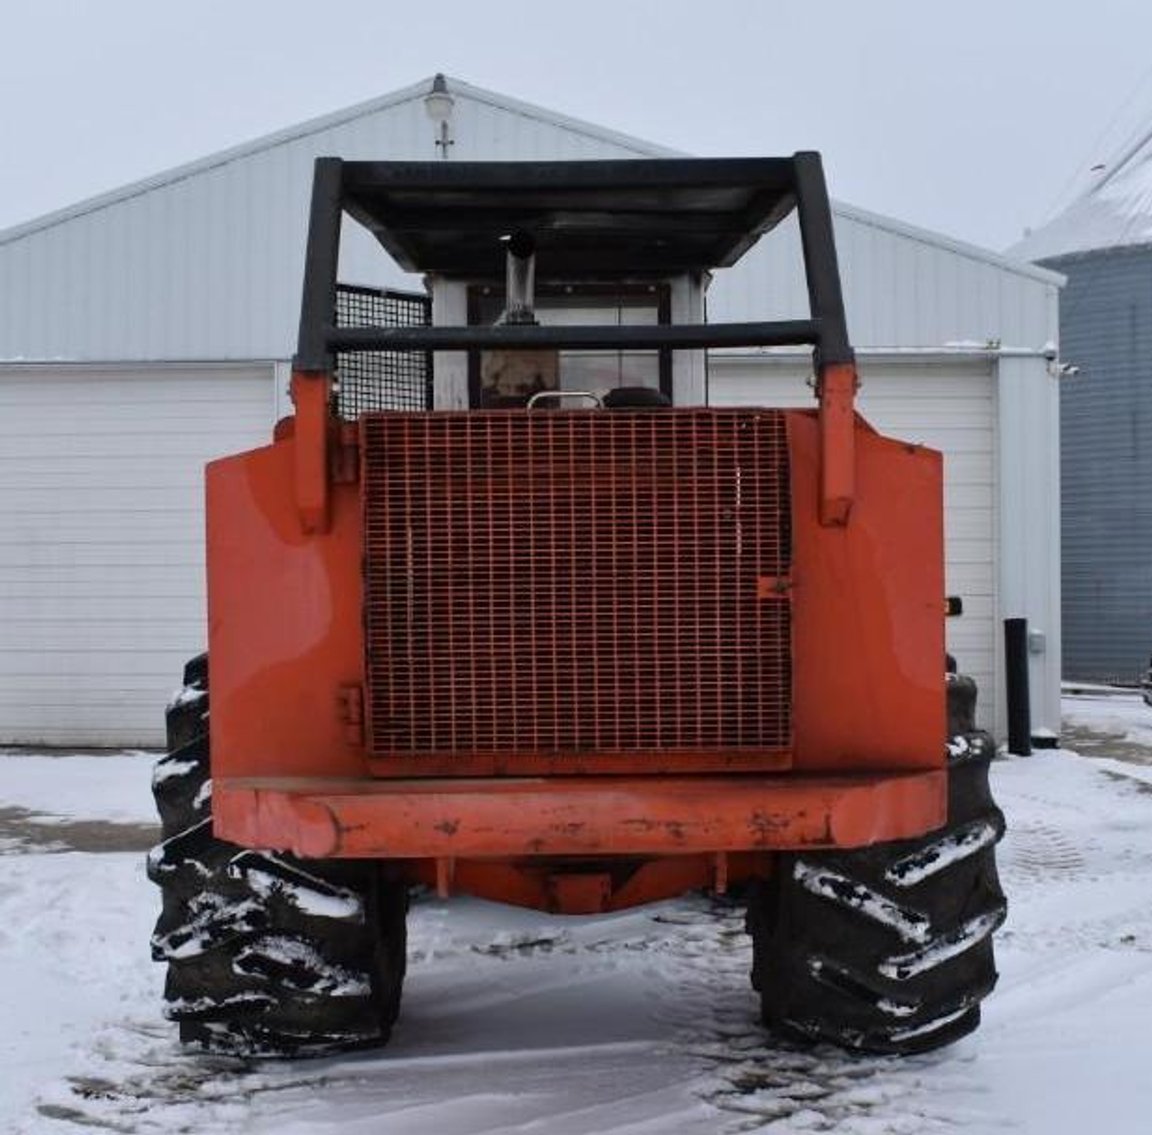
[214,770,947,859]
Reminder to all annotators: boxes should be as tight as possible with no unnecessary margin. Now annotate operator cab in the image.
[327,158,807,411]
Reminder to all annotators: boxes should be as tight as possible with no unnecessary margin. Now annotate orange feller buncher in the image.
[148,153,1006,1057]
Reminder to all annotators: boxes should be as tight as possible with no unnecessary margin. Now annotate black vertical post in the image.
[1005,618,1032,755]
[294,157,345,374]
[792,151,853,369]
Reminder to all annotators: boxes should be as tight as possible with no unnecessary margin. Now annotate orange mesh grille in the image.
[361,410,791,760]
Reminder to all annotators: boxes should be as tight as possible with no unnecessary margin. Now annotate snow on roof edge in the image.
[1008,217,1152,266]
[1006,136,1152,265]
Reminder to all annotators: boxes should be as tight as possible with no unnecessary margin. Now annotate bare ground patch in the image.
[0,805,158,854]
[1059,722,1152,765]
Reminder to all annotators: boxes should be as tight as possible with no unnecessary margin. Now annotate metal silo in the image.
[1014,156,1152,682]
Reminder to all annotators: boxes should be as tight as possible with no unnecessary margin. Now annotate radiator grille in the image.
[362,410,791,760]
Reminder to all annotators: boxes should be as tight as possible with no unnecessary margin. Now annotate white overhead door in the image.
[708,353,998,732]
[0,363,274,747]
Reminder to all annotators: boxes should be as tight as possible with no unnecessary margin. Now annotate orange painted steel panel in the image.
[788,411,945,771]
[212,770,946,859]
[607,855,736,910]
[406,855,756,913]
[291,371,334,534]
[549,873,613,914]
[208,406,947,876]
[206,436,367,781]
[410,860,548,910]
[816,362,859,526]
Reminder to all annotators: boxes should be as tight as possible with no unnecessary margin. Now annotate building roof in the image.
[1010,132,1152,264]
[0,74,1063,362]
[0,73,1059,288]
[0,76,679,249]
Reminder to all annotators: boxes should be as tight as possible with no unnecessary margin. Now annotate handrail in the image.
[325,320,822,354]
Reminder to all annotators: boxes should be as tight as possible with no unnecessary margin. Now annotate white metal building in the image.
[0,75,1062,747]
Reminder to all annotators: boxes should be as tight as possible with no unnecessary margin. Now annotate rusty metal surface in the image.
[361,409,791,766]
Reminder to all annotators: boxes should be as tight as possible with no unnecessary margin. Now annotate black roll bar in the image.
[293,153,853,374]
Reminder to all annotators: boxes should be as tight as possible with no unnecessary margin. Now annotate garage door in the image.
[0,363,274,746]
[708,353,998,731]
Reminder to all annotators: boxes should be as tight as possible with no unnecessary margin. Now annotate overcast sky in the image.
[3,1,1151,253]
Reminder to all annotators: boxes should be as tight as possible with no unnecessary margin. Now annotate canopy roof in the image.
[340,157,801,277]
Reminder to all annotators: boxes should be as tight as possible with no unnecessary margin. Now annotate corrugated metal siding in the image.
[709,211,1059,351]
[0,93,659,363]
[0,83,1059,364]
[1051,246,1152,682]
[708,354,998,731]
[0,362,273,745]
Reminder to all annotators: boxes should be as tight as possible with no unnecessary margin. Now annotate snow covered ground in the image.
[3,696,1152,1134]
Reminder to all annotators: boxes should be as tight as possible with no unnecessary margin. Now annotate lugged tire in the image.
[746,675,1007,1055]
[148,655,408,1057]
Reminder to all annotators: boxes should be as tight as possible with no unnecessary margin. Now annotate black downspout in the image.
[1005,618,1032,756]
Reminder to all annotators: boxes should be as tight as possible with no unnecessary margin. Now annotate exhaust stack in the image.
[482,230,556,404]
[500,231,537,325]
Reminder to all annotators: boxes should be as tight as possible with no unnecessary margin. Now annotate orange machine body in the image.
[207,402,945,913]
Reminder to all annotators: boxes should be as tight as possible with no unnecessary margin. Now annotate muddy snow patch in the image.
[0,805,156,854]
[1062,692,1152,762]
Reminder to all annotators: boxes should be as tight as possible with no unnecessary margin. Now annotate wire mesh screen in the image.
[361,408,792,762]
[335,284,432,417]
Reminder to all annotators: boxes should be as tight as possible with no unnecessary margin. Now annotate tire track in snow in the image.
[626,897,1000,1134]
[995,755,1152,962]
[1000,818,1086,885]
[35,747,1152,1135]
[23,898,713,1134]
[20,893,996,1134]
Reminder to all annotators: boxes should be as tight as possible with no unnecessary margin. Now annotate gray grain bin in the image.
[1013,157,1152,683]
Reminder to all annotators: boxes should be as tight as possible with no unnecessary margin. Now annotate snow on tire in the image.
[746,680,1006,1056]
[147,655,408,1057]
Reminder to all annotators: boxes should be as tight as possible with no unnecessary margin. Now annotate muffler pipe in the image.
[501,230,537,325]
